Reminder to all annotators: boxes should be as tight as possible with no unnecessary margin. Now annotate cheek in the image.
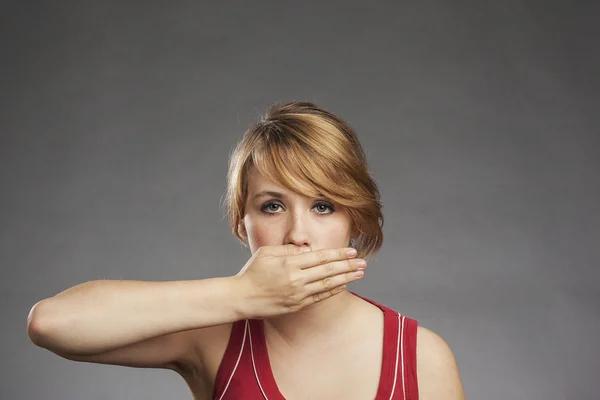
[322,225,352,244]
[250,228,275,246]
[244,216,281,246]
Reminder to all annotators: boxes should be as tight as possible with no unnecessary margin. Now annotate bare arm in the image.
[416,326,466,399]
[26,245,364,373]
[27,278,244,360]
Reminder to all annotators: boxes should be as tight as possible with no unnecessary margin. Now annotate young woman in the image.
[27,101,466,399]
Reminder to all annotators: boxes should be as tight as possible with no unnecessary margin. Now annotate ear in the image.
[238,222,247,238]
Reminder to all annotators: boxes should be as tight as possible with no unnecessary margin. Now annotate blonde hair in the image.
[224,101,383,259]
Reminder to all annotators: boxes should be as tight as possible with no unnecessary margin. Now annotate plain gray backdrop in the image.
[2,1,599,399]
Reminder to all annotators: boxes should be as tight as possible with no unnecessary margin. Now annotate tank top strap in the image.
[349,290,396,313]
[401,315,419,400]
[212,319,249,400]
[350,291,420,400]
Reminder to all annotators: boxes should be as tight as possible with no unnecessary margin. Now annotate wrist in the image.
[227,275,255,320]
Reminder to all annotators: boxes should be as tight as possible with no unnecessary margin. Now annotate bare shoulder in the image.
[416,325,466,400]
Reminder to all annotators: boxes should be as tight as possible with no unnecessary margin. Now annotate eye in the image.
[313,202,335,215]
[261,201,283,214]
[260,201,335,215]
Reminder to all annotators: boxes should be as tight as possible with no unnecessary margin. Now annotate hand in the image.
[234,244,367,319]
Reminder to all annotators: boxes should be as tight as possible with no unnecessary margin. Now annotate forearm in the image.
[27,277,245,355]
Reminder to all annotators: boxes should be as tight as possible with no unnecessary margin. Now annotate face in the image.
[239,166,357,253]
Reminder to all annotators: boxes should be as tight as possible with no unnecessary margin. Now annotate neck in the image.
[262,289,361,347]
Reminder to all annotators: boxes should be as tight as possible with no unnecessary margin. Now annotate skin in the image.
[240,166,357,253]
[238,165,466,399]
[238,166,365,342]
[27,164,465,399]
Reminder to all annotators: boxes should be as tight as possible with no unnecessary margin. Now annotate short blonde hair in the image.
[224,101,384,259]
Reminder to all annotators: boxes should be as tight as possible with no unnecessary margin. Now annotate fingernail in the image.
[301,246,311,252]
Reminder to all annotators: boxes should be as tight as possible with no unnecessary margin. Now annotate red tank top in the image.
[212,291,419,400]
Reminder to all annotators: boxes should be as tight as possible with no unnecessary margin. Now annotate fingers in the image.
[306,285,347,305]
[304,270,364,303]
[305,270,364,293]
[301,258,366,284]
[256,244,309,257]
[285,247,357,270]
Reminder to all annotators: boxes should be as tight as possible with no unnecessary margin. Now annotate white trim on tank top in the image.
[217,320,249,400]
[390,314,406,400]
[242,313,407,400]
[249,322,270,399]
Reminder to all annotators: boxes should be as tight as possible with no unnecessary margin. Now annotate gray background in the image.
[2,1,599,399]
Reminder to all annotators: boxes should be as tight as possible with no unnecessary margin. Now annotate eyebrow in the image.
[252,190,327,201]
[253,190,286,200]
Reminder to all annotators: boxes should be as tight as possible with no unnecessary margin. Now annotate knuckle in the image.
[322,277,332,289]
[286,270,300,285]
[312,292,321,303]
[287,277,300,290]
[325,262,334,275]
[289,292,302,305]
[316,251,328,264]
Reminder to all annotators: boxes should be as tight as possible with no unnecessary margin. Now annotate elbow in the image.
[27,300,55,348]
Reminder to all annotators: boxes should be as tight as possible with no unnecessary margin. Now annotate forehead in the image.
[246,166,313,195]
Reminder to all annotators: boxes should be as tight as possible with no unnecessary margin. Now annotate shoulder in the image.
[415,325,466,400]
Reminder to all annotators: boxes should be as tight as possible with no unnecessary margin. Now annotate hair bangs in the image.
[251,138,324,199]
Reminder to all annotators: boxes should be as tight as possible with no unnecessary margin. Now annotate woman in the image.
[27,101,466,399]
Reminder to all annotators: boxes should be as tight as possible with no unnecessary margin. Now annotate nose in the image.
[285,210,311,248]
